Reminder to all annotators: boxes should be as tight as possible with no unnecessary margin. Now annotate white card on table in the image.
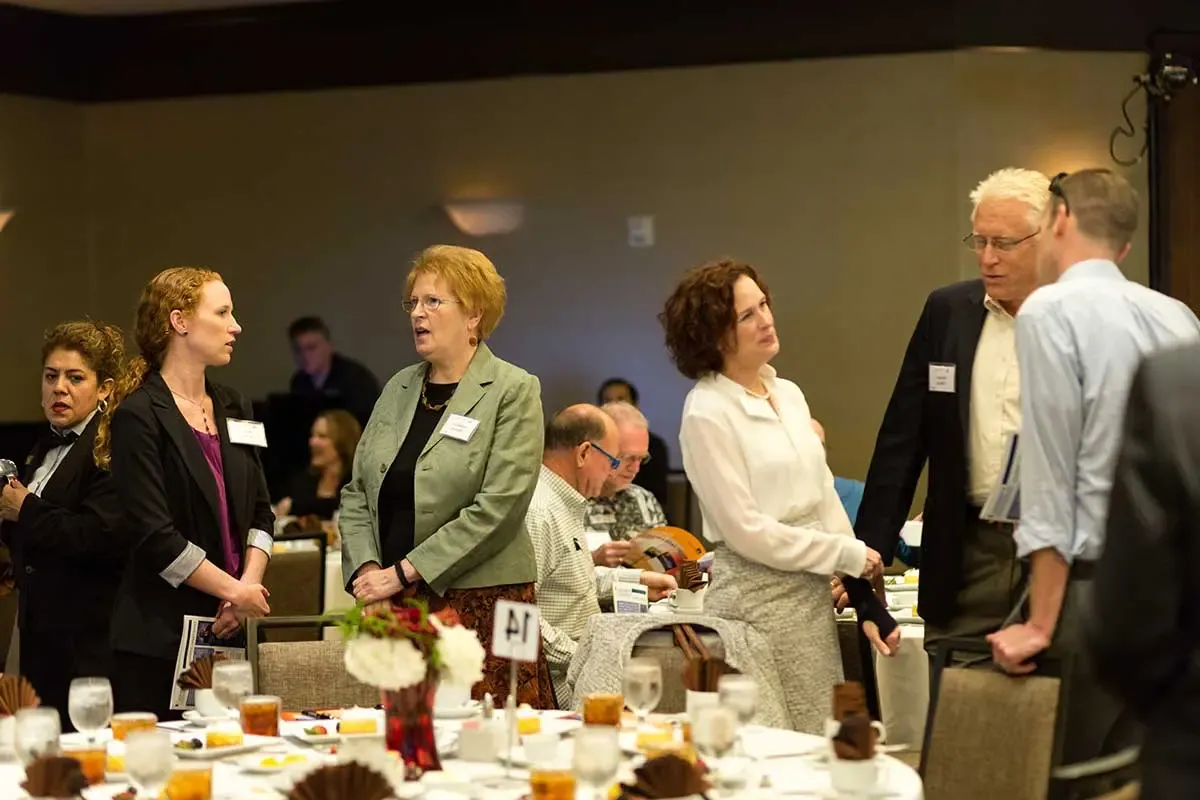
[928,363,956,393]
[226,419,268,447]
[440,413,481,442]
[492,600,540,663]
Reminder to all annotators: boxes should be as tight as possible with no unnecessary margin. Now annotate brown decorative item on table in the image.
[21,755,89,798]
[620,753,710,799]
[677,560,706,592]
[175,653,228,690]
[831,681,868,721]
[287,762,394,800]
[674,624,736,692]
[832,714,877,761]
[0,673,41,715]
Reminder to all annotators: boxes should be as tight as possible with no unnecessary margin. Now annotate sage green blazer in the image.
[339,344,543,595]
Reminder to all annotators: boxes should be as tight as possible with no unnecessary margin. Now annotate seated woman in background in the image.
[341,244,555,709]
[0,321,129,728]
[274,409,361,520]
[661,258,898,734]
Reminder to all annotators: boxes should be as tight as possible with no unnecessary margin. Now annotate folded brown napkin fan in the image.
[677,560,706,592]
[831,681,868,721]
[832,714,877,761]
[673,624,737,693]
[176,653,228,690]
[0,673,40,715]
[288,762,394,800]
[620,753,709,799]
[21,755,88,798]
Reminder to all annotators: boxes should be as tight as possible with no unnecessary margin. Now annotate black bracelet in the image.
[394,563,411,589]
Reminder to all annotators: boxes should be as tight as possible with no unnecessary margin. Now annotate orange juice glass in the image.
[111,712,157,741]
[529,769,576,800]
[166,762,213,800]
[63,743,106,785]
[583,693,625,726]
[239,695,281,737]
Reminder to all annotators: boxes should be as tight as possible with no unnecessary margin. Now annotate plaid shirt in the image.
[526,465,637,706]
[585,484,668,541]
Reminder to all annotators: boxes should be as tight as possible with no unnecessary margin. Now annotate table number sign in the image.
[492,600,540,663]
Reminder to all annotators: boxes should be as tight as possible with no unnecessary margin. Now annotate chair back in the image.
[262,535,326,641]
[247,616,378,710]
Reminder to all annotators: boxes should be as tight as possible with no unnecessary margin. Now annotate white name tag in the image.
[226,418,268,447]
[439,413,481,442]
[929,363,956,394]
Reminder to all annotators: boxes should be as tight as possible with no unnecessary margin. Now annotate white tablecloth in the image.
[0,712,924,799]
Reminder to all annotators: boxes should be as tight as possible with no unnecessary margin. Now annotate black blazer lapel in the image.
[953,282,988,438]
[144,373,223,528]
[212,389,249,536]
[37,417,100,504]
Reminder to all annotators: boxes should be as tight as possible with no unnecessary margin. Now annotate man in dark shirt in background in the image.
[288,316,381,427]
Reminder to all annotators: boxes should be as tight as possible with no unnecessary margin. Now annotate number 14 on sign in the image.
[492,600,540,662]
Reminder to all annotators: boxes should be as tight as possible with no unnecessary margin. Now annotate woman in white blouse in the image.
[661,259,899,733]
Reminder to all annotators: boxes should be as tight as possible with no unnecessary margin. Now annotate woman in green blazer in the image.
[340,245,554,708]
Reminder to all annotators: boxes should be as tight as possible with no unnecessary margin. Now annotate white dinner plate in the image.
[240,752,316,774]
[181,710,234,726]
[173,733,275,760]
[433,700,481,720]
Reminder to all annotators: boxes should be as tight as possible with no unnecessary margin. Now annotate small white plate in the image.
[181,710,235,726]
[173,734,275,760]
[433,700,481,720]
[240,752,315,774]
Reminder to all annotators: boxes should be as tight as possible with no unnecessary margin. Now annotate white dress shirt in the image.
[27,409,97,497]
[679,367,867,577]
[1016,259,1200,563]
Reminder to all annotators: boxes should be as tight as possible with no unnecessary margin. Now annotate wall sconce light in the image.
[443,199,524,237]
[0,210,13,234]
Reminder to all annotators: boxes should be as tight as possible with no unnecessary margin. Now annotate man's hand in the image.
[353,565,403,604]
[640,572,677,602]
[831,577,850,614]
[987,623,1050,675]
[863,620,901,657]
[0,479,30,522]
[592,540,633,568]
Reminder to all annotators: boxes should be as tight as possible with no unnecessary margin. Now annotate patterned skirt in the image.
[702,545,843,734]
[411,582,557,710]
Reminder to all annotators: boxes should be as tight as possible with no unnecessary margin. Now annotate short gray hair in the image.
[969,167,1051,230]
[601,401,648,430]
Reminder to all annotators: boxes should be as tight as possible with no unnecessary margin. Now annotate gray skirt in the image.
[702,544,843,734]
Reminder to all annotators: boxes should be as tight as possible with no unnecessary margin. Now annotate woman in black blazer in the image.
[0,321,128,729]
[105,267,273,720]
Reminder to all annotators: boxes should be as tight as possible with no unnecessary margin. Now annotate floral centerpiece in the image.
[337,600,486,775]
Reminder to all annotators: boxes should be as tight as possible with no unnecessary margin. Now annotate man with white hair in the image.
[856,167,1048,652]
[988,168,1199,761]
[585,402,668,568]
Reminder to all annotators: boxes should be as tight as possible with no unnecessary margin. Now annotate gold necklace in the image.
[420,377,452,412]
[744,383,769,400]
[168,386,213,434]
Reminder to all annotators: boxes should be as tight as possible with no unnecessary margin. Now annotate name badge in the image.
[584,530,612,553]
[440,413,481,442]
[929,363,956,394]
[226,418,268,447]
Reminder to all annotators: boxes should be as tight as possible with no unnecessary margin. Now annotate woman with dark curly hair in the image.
[660,259,899,733]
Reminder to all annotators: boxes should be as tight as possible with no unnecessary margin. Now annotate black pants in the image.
[21,627,111,733]
[112,650,183,722]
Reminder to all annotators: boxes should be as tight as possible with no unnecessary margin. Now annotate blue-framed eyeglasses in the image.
[587,441,621,470]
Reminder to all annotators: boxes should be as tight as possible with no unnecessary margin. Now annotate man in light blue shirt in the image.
[988,168,1200,761]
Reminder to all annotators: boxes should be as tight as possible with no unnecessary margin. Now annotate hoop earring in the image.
[98,398,109,414]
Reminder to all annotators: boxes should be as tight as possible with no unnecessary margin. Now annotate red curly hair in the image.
[659,259,772,380]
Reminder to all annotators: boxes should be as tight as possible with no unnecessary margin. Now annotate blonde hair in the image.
[969,167,1051,229]
[41,320,130,470]
[1054,168,1139,252]
[405,245,506,341]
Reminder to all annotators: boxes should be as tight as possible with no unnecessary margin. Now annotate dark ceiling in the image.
[3,0,1200,103]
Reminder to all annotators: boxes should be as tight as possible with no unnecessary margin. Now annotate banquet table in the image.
[0,710,925,799]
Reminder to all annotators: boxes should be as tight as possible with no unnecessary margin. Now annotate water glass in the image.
[621,657,662,729]
[211,660,254,711]
[693,706,751,794]
[68,677,113,739]
[718,673,758,757]
[125,729,175,797]
[573,725,621,800]
[14,707,61,765]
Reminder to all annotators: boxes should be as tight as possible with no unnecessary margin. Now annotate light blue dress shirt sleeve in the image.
[1014,304,1084,563]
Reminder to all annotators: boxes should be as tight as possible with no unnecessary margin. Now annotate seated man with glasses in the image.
[585,402,668,568]
[527,404,677,706]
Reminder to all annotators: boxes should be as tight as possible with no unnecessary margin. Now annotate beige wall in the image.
[3,49,1148,488]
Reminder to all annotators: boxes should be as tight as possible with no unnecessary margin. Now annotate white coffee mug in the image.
[824,717,887,745]
[193,688,225,718]
[670,587,705,613]
[685,689,720,722]
[830,757,880,793]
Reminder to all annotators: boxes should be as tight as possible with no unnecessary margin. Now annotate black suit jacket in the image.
[855,279,987,628]
[289,352,381,428]
[633,431,670,514]
[109,372,273,660]
[1088,342,1200,800]
[0,414,123,640]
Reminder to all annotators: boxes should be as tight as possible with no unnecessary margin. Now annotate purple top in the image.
[192,429,241,577]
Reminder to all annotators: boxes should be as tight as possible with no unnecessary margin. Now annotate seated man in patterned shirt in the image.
[585,402,669,568]
[527,404,677,706]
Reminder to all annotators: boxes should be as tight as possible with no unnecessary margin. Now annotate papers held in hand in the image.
[980,433,1020,524]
